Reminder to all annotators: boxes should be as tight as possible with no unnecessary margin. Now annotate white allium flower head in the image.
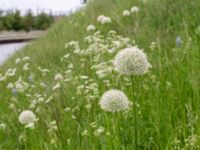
[18,110,36,125]
[97,15,111,24]
[54,73,64,81]
[101,16,111,24]
[123,10,131,16]
[86,24,96,32]
[131,6,139,13]
[114,47,151,75]
[99,89,130,112]
[97,15,105,22]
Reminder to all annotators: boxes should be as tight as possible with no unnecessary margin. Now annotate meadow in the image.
[0,0,200,149]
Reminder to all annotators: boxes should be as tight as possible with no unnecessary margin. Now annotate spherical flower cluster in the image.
[131,6,139,13]
[114,47,151,75]
[97,15,111,24]
[18,110,36,125]
[123,10,131,16]
[99,89,130,112]
[54,74,64,81]
[86,24,96,32]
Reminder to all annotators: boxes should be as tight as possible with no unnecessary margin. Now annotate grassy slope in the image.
[0,0,200,149]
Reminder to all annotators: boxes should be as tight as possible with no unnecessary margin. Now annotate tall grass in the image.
[0,0,200,149]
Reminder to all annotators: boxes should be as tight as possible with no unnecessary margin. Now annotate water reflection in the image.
[0,42,27,65]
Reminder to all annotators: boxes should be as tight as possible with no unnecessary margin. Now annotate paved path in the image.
[0,31,44,44]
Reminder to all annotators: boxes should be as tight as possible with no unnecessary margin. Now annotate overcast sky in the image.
[0,0,82,15]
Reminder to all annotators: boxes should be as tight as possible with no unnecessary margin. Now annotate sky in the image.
[0,0,83,15]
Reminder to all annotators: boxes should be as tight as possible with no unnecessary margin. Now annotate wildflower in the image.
[176,36,182,46]
[47,120,58,133]
[99,89,130,112]
[149,42,157,51]
[23,63,30,71]
[15,80,29,92]
[28,75,33,84]
[22,56,30,61]
[25,122,35,129]
[54,74,64,81]
[185,134,200,149]
[40,82,46,88]
[7,83,14,89]
[123,10,131,16]
[12,88,17,96]
[93,126,105,136]
[131,6,139,13]
[81,129,89,136]
[97,15,105,22]
[52,83,61,90]
[15,58,21,64]
[86,24,96,32]
[63,53,70,59]
[0,74,5,82]
[196,25,200,35]
[114,47,151,75]
[18,110,36,125]
[0,123,6,130]
[97,15,111,24]
[5,68,16,77]
[101,16,111,24]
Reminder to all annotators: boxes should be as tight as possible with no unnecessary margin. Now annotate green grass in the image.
[0,0,200,149]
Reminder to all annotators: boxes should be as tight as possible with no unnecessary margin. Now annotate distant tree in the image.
[0,10,4,30]
[35,12,54,30]
[22,10,35,32]
[11,10,23,31]
[2,10,23,31]
[2,11,14,30]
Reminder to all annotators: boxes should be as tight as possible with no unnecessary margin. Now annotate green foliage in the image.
[0,0,200,149]
[34,12,54,30]
[0,10,54,31]
[22,10,35,32]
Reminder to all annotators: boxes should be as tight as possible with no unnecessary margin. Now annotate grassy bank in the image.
[0,0,200,149]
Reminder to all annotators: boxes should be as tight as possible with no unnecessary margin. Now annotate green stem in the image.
[131,75,138,150]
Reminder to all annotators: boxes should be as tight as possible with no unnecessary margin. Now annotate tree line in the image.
[0,10,54,32]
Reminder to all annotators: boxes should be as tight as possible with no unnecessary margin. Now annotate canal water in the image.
[0,42,27,65]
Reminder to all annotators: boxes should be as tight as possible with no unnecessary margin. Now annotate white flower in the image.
[101,17,111,24]
[123,10,131,16]
[18,110,36,125]
[97,15,111,24]
[52,83,61,90]
[15,58,21,64]
[114,47,151,75]
[86,24,96,32]
[99,89,130,112]
[23,63,30,71]
[7,83,14,89]
[196,25,200,35]
[63,53,70,59]
[131,6,139,13]
[97,15,105,22]
[0,123,6,130]
[54,74,64,81]
[93,126,105,136]
[22,56,30,61]
[5,68,16,77]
